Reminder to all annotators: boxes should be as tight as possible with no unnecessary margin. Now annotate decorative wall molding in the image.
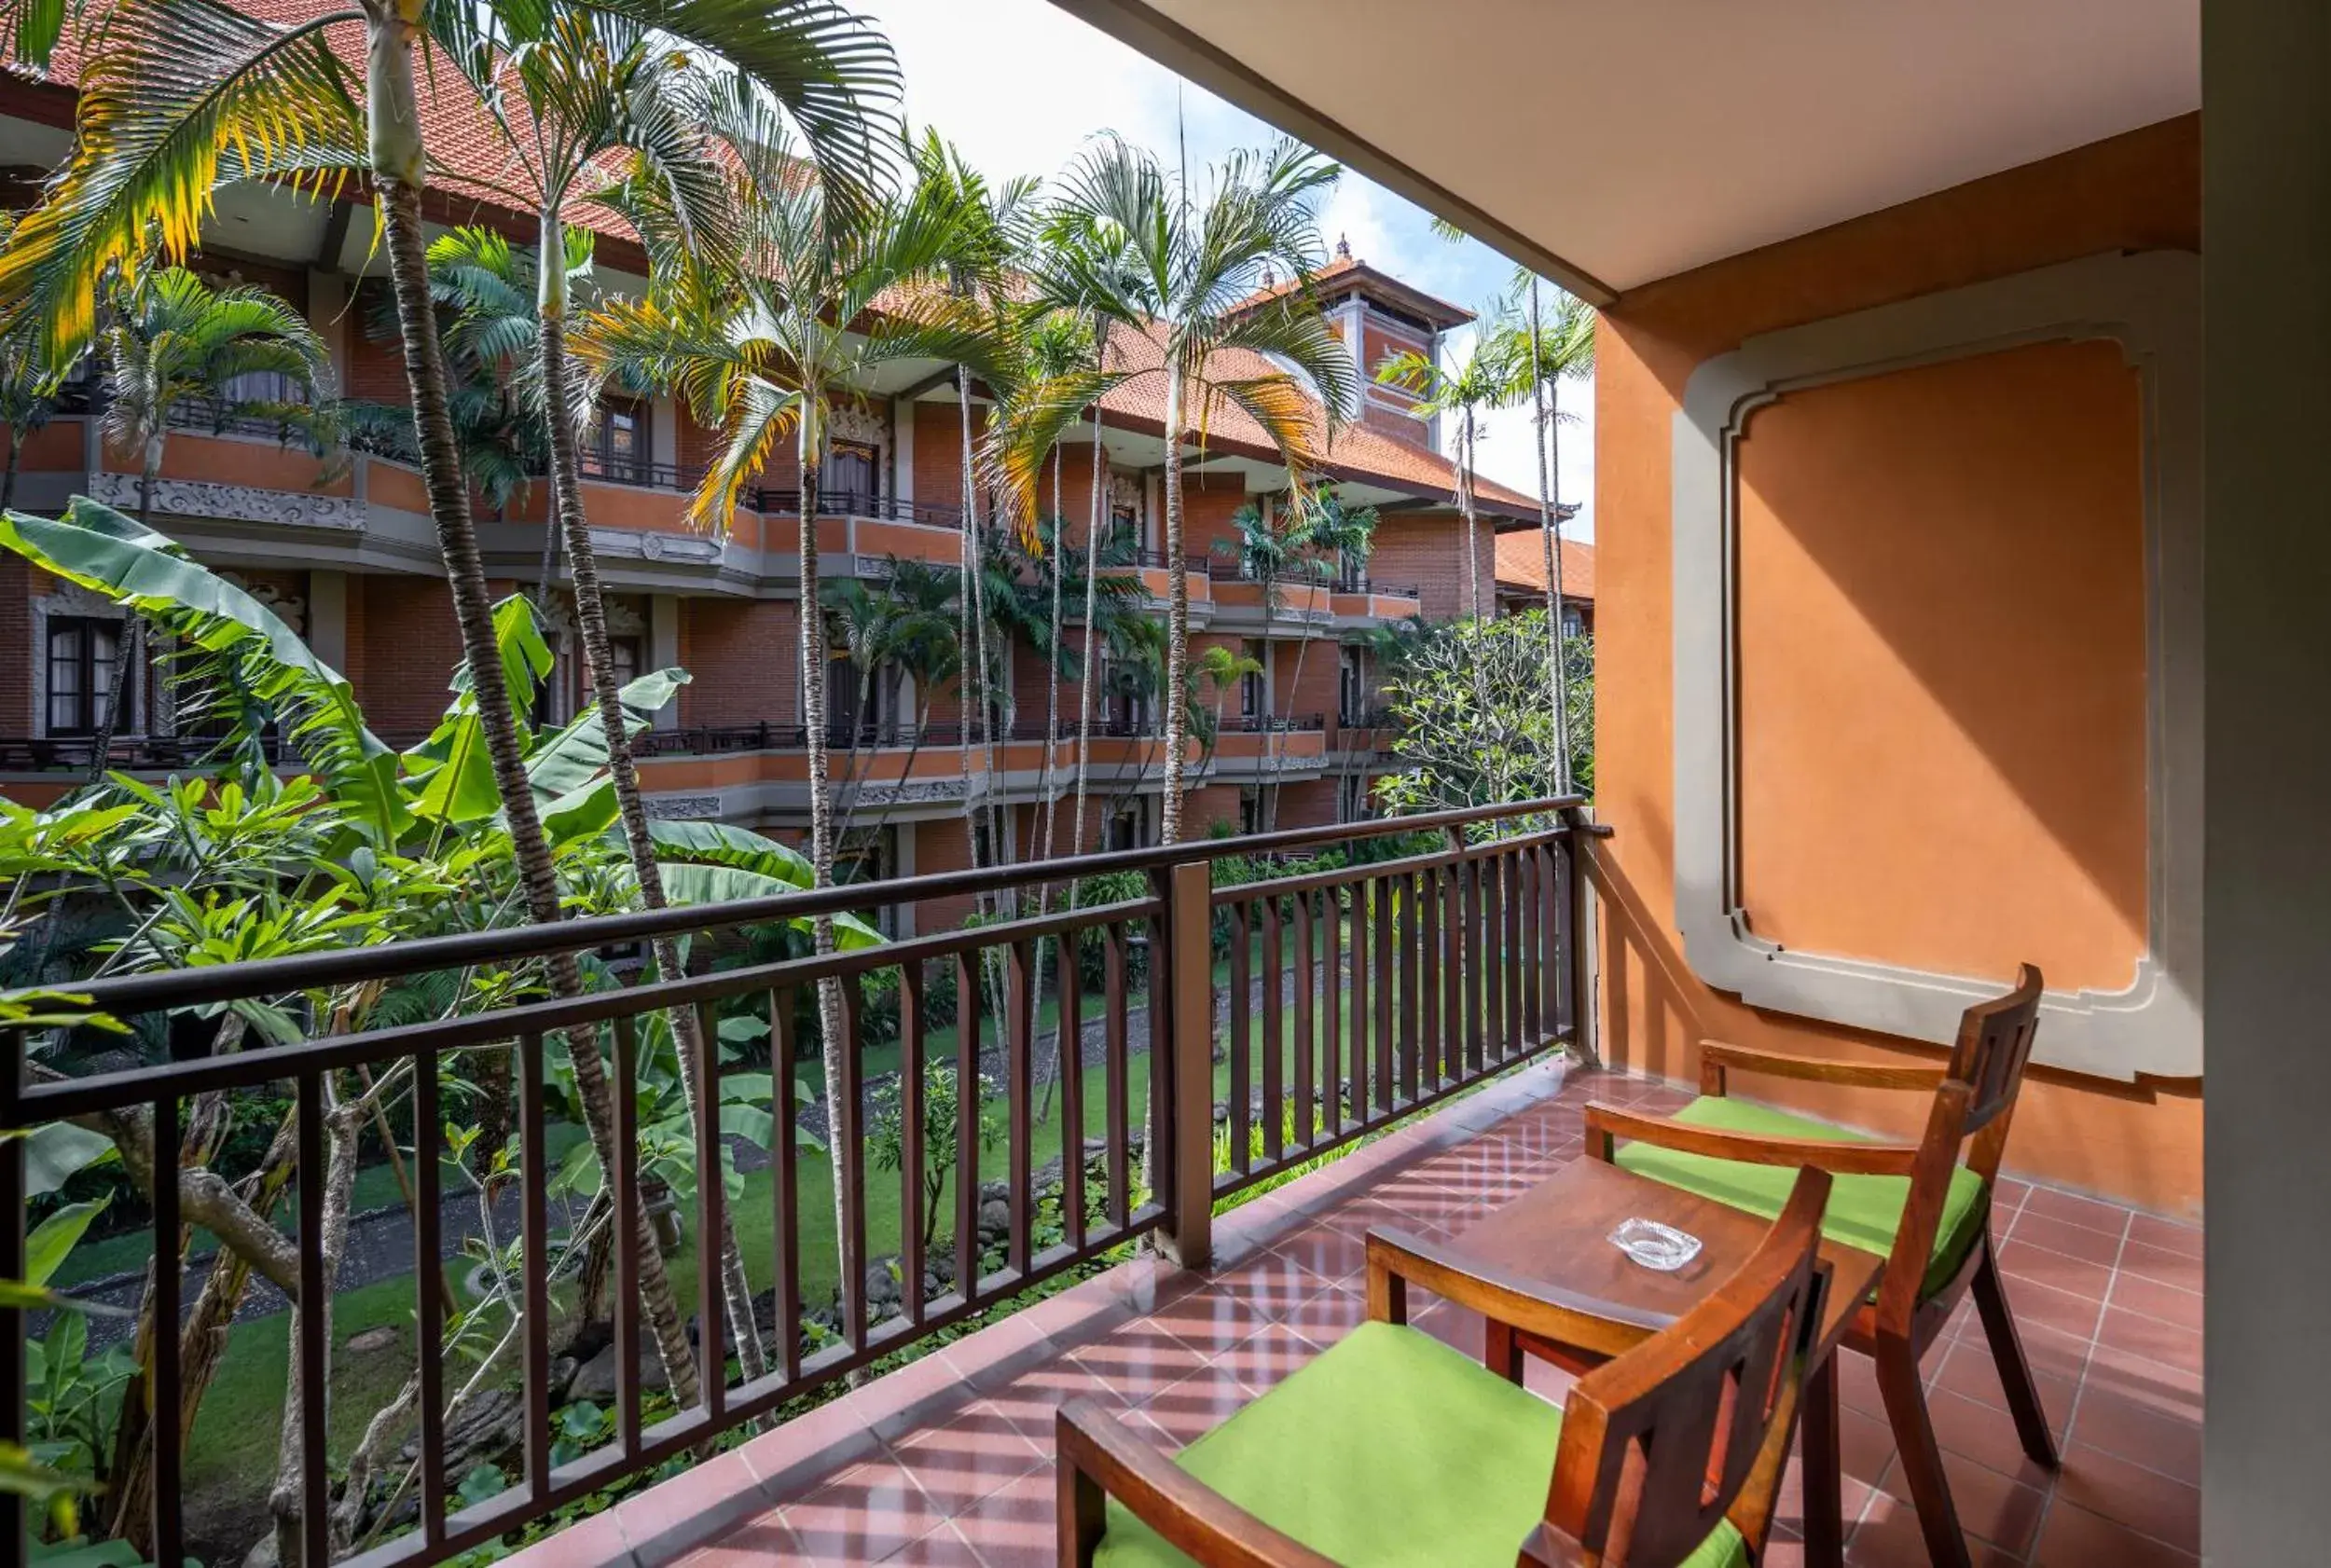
[589,527,724,567]
[643,794,724,820]
[1670,251,2201,1081]
[91,471,365,532]
[853,778,969,807]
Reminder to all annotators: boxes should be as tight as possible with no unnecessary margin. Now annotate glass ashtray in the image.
[1609,1217,1703,1272]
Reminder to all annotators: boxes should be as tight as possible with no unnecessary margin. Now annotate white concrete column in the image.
[2203,1,2331,1559]
[890,397,915,504]
[307,270,352,392]
[652,397,679,476]
[308,571,349,670]
[649,594,682,730]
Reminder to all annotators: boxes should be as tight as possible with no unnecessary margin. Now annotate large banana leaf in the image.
[655,860,884,949]
[0,500,407,842]
[645,818,813,884]
[525,667,689,806]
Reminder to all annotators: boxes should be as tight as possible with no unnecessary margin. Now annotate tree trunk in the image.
[269,1083,360,1568]
[1457,408,1481,622]
[1160,363,1189,846]
[794,445,858,1340]
[531,496,563,610]
[1528,279,1573,796]
[86,462,157,783]
[538,293,766,1382]
[1038,447,1066,865]
[2,427,21,511]
[957,368,1010,907]
[373,159,700,1409]
[1069,399,1105,860]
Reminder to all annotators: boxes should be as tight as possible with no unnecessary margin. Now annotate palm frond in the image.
[0,0,364,360]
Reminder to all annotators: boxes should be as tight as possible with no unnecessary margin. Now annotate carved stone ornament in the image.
[643,793,724,820]
[853,778,969,806]
[90,470,364,532]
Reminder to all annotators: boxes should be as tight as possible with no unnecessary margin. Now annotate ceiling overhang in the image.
[1048,0,2199,301]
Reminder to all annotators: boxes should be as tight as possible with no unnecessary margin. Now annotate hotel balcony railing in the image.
[1339,707,1399,730]
[1125,548,1213,576]
[630,717,1178,756]
[0,799,1592,1568]
[0,732,292,772]
[1218,712,1327,734]
[750,487,965,529]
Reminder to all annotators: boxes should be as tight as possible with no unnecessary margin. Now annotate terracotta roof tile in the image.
[1494,530,1594,601]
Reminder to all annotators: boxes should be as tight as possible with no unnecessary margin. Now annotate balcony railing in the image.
[0,799,1589,1568]
[1124,548,1213,576]
[751,488,965,529]
[1218,713,1327,734]
[631,717,1179,756]
[0,732,292,772]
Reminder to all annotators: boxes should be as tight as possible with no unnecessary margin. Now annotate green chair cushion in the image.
[1613,1094,1988,1298]
[1092,1319,1747,1568]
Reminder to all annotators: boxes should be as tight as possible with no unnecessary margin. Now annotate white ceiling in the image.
[1052,0,2200,299]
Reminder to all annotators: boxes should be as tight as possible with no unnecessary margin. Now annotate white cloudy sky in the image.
[859,0,1595,539]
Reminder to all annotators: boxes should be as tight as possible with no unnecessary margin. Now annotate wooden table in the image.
[1421,1158,1883,1567]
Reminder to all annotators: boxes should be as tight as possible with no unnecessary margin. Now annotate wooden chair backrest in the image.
[1544,1168,1831,1568]
[1947,962,2046,1149]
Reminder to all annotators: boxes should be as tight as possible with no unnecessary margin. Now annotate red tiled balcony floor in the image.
[510,1066,2203,1568]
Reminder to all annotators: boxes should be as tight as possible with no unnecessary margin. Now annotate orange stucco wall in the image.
[1591,115,2202,1217]
[1735,340,2150,992]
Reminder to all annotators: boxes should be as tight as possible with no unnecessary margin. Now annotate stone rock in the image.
[241,1534,277,1568]
[978,1197,1011,1234]
[345,1324,398,1355]
[569,1336,674,1401]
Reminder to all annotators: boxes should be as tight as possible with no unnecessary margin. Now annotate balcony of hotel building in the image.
[4,4,2299,1568]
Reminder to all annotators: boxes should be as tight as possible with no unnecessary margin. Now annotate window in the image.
[46,616,123,735]
[826,440,880,516]
[1338,773,1374,824]
[1106,802,1147,852]
[1339,647,1366,726]
[594,401,649,484]
[1562,607,1586,638]
[1241,640,1267,721]
[576,635,643,718]
[1238,785,1262,836]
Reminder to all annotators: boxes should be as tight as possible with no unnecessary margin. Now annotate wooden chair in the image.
[1581,965,2058,1568]
[1055,1167,1835,1567]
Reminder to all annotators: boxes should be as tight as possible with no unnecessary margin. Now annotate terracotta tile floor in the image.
[512,1066,2204,1568]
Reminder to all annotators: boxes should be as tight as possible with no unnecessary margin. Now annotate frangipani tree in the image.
[1000,133,1355,844]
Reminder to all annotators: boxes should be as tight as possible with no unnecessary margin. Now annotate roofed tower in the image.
[1237,234,1475,452]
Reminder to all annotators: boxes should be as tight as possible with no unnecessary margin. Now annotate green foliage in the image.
[1372,611,1593,815]
[868,1064,1000,1250]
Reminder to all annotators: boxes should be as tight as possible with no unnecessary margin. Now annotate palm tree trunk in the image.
[1038,448,1065,866]
[532,499,563,610]
[1160,362,1189,846]
[794,446,859,1338]
[1070,403,1105,860]
[374,167,700,1409]
[957,368,1009,903]
[86,461,157,784]
[1528,279,1573,795]
[538,297,766,1382]
[1458,408,1481,622]
[2,426,21,512]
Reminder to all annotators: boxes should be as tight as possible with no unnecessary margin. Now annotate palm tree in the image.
[1231,485,1378,829]
[1498,282,1596,792]
[464,6,790,1384]
[340,226,577,584]
[1375,332,1509,621]
[1003,135,1355,845]
[3,0,905,1453]
[89,265,335,781]
[846,557,961,842]
[580,131,987,1303]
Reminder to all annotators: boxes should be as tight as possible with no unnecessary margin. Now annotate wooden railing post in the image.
[1159,859,1216,1269]
[1561,805,1604,1066]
